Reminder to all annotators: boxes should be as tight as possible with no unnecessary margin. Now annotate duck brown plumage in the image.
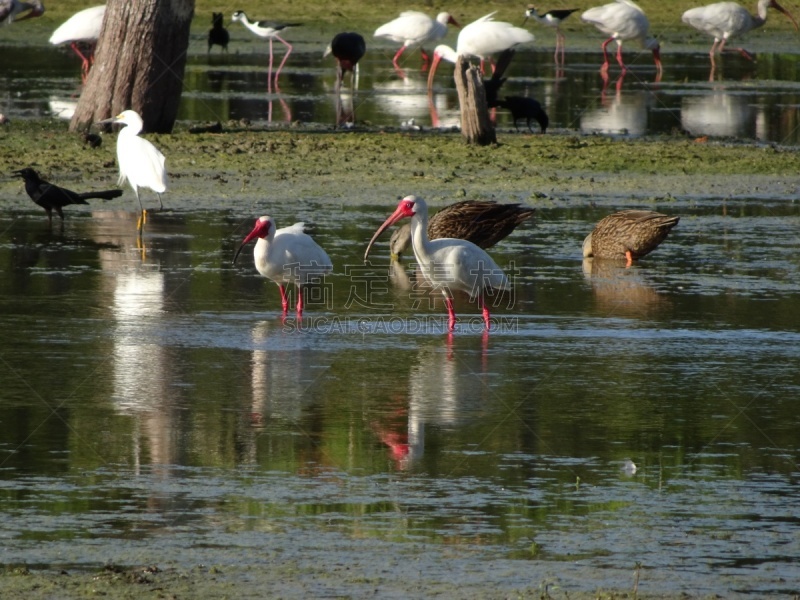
[389,200,535,258]
[582,209,679,266]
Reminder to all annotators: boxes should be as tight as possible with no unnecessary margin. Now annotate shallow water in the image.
[1,193,799,595]
[3,31,800,143]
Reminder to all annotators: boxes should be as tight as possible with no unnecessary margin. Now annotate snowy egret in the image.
[96,110,167,231]
[233,216,333,316]
[583,210,680,266]
[365,195,510,331]
[13,167,122,224]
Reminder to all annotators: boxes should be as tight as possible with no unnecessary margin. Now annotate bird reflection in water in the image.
[93,216,173,473]
[582,71,653,137]
[681,90,757,139]
[582,258,670,319]
[372,335,489,470]
[248,320,324,426]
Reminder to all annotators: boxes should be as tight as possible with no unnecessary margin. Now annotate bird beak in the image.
[364,205,408,262]
[774,1,799,31]
[94,116,118,126]
[521,16,529,26]
[232,230,259,264]
[449,16,461,28]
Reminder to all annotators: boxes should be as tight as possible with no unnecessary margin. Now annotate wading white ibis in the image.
[365,196,510,331]
[523,5,579,64]
[13,167,122,224]
[49,5,105,82]
[208,12,230,53]
[583,210,680,267]
[389,200,535,259]
[0,0,44,24]
[231,10,301,90]
[233,216,333,316]
[427,12,535,89]
[682,0,798,62]
[325,31,367,94]
[96,110,167,231]
[374,11,460,74]
[581,0,662,74]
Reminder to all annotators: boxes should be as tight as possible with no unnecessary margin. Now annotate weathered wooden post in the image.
[454,55,496,146]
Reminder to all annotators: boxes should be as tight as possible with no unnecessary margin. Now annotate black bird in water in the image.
[481,49,549,133]
[497,96,549,133]
[327,31,366,93]
[208,12,230,53]
[13,167,122,224]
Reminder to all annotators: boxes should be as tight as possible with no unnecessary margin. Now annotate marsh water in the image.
[3,30,800,143]
[2,28,800,598]
[1,195,800,595]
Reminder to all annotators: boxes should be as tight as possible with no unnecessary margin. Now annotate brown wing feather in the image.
[588,210,679,260]
[427,200,535,248]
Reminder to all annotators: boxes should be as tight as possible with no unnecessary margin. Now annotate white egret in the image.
[97,110,167,231]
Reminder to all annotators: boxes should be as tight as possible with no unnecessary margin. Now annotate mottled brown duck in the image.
[582,210,679,266]
[389,200,535,258]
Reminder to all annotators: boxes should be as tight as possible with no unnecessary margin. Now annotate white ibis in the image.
[523,5,579,64]
[325,32,367,94]
[583,210,680,267]
[365,195,510,331]
[427,12,535,89]
[208,12,230,53]
[682,0,798,62]
[389,200,535,259]
[13,167,122,224]
[374,11,460,74]
[581,0,662,74]
[0,0,44,24]
[49,5,105,82]
[233,216,333,316]
[231,10,301,91]
[96,110,167,231]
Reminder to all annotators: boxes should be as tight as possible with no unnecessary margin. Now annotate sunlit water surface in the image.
[3,26,800,596]
[0,196,799,595]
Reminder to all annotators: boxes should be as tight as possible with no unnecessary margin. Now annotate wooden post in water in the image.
[454,55,496,146]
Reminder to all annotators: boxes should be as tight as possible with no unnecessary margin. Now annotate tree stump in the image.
[454,56,496,146]
[70,0,195,134]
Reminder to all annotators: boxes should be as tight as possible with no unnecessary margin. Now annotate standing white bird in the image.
[365,195,510,332]
[581,0,662,74]
[0,0,44,24]
[427,12,535,88]
[523,6,580,64]
[231,10,301,92]
[682,0,798,62]
[233,216,333,316]
[97,110,167,231]
[49,5,105,82]
[374,11,460,73]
